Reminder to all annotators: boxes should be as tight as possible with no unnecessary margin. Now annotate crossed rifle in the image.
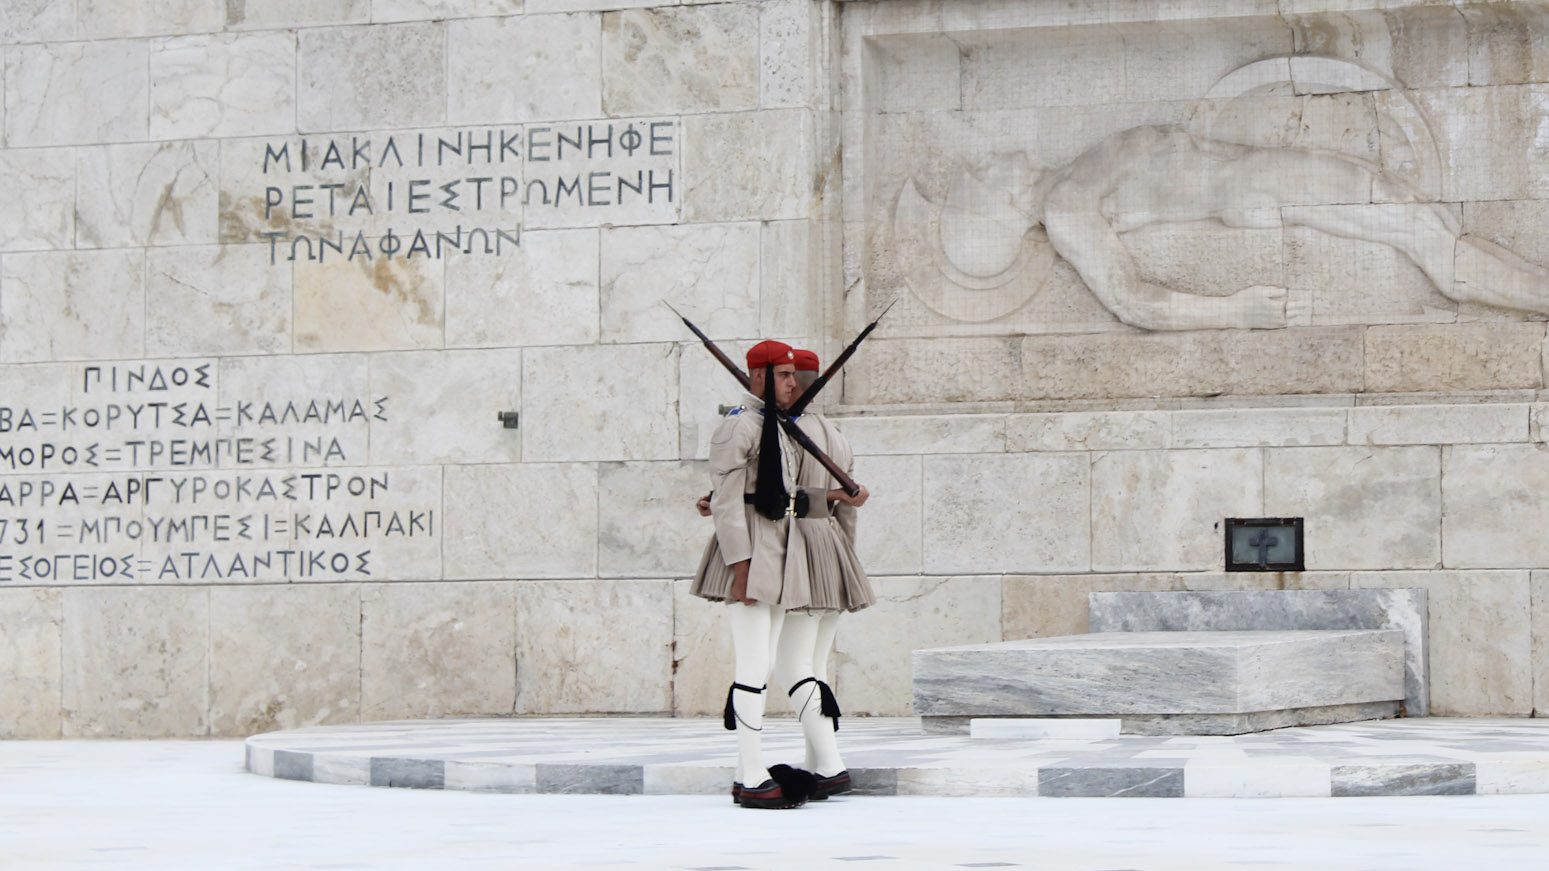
[665,299,896,498]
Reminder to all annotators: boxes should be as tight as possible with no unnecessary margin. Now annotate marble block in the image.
[298,22,445,132]
[359,581,516,721]
[367,348,522,465]
[0,0,73,43]
[848,454,923,576]
[448,13,601,124]
[597,461,710,578]
[0,250,146,364]
[837,576,1002,716]
[521,343,678,462]
[1352,570,1531,717]
[1090,448,1262,572]
[61,587,210,737]
[914,630,1405,734]
[208,584,361,737]
[514,579,673,714]
[1363,323,1545,393]
[77,0,224,39]
[1443,445,1549,568]
[683,109,810,223]
[445,229,601,349]
[224,0,367,29]
[146,245,291,357]
[4,41,149,146]
[671,579,735,717]
[1088,589,1430,717]
[76,141,219,248]
[0,148,74,252]
[599,222,760,344]
[0,588,62,738]
[1264,445,1441,571]
[601,5,759,115]
[150,32,296,139]
[443,463,598,579]
[923,453,1089,574]
[293,256,444,353]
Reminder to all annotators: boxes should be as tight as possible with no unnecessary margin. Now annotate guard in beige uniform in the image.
[693,345,872,806]
[782,349,871,794]
[690,340,869,809]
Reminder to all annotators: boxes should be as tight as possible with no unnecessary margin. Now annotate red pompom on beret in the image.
[792,349,820,372]
[746,339,795,369]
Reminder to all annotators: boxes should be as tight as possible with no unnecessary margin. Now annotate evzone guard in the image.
[688,339,874,810]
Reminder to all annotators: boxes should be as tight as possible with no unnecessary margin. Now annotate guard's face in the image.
[771,364,799,409]
[795,371,818,398]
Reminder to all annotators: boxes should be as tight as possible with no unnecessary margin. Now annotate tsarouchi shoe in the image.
[810,770,852,800]
[736,778,802,809]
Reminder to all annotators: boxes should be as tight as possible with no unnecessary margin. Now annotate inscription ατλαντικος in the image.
[0,363,436,584]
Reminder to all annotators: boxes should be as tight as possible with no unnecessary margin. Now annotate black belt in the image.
[740,489,831,519]
[743,490,819,518]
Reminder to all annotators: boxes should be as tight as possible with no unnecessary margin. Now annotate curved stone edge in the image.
[243,740,1549,798]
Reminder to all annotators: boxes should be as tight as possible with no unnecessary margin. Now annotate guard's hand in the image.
[830,485,870,508]
[696,494,712,517]
[730,560,756,605]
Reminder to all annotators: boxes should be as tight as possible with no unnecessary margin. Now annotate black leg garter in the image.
[724,682,766,731]
[788,676,842,731]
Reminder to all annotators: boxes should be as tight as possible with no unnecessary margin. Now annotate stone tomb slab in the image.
[913,630,1404,735]
[1087,589,1430,716]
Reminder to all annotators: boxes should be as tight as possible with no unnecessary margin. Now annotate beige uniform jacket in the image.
[707,392,805,607]
[698,394,871,612]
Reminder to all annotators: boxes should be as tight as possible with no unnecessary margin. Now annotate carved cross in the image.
[1248,530,1279,569]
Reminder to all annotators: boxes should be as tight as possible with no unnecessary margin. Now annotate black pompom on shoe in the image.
[767,764,817,804]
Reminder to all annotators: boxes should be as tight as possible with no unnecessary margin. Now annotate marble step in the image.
[969,718,1121,740]
[914,629,1405,736]
[1086,589,1429,716]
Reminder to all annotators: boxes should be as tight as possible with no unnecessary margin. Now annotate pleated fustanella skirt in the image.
[795,513,873,613]
[691,490,872,613]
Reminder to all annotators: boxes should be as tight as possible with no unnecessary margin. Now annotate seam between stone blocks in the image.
[203,586,211,737]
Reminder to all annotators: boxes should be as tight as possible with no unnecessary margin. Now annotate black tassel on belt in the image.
[751,362,789,521]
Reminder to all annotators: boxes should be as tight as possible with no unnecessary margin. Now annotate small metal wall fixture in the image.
[1224,517,1304,572]
[497,411,520,429]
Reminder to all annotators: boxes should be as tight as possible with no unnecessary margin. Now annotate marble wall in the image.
[5,0,1549,737]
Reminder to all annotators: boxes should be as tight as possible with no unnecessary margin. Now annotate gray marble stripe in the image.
[370,757,445,789]
[1037,767,1184,798]
[850,767,898,796]
[537,763,644,795]
[1331,763,1475,797]
[272,750,314,782]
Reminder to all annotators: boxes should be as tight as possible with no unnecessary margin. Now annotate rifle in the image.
[665,303,861,497]
[788,297,897,417]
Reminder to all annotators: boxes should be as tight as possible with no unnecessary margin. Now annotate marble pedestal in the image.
[914,629,1405,736]
[1088,589,1430,716]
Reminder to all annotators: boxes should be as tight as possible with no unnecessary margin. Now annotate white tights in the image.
[727,606,847,783]
[728,603,784,786]
[774,612,846,777]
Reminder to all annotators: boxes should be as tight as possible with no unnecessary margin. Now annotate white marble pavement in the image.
[246,716,1549,799]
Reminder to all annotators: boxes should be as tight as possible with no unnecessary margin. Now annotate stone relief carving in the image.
[889,56,1549,331]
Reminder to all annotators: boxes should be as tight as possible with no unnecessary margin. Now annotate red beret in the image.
[746,340,795,369]
[792,349,820,372]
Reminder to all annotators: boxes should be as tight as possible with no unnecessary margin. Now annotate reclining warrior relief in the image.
[887,56,1549,331]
